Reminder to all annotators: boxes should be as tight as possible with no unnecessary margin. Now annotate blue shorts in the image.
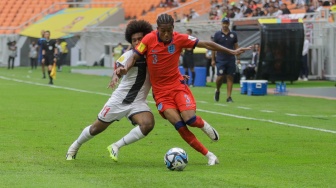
[216,60,236,76]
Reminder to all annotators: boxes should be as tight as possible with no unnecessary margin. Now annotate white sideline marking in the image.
[260,110,274,113]
[197,109,336,134]
[214,104,227,107]
[1,75,336,134]
[237,106,251,110]
[198,101,208,104]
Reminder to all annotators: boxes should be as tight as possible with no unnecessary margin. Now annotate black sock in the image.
[48,71,52,82]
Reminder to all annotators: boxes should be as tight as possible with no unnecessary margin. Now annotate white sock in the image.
[205,151,214,158]
[69,125,94,151]
[114,126,145,148]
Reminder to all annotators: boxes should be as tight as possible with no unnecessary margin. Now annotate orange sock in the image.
[186,116,204,128]
[177,126,208,155]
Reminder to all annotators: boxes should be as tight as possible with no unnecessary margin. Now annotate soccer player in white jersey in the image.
[66,20,154,161]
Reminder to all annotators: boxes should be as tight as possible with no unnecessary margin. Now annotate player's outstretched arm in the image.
[197,41,252,55]
[107,69,121,89]
[115,52,140,76]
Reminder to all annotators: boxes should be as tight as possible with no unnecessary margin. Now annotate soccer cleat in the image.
[66,153,77,160]
[201,121,219,142]
[226,97,233,103]
[66,142,79,160]
[214,90,220,102]
[107,144,119,162]
[207,152,219,166]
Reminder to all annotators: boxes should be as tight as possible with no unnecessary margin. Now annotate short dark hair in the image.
[187,29,192,34]
[125,20,153,44]
[157,13,174,26]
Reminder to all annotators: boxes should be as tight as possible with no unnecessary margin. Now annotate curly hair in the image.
[125,20,153,44]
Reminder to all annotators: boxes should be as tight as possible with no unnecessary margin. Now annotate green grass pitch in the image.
[0,67,335,187]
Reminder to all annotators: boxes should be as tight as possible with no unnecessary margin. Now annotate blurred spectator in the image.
[299,36,310,81]
[181,14,189,22]
[256,7,266,16]
[243,43,259,80]
[59,39,68,71]
[322,0,331,6]
[209,9,219,20]
[243,1,253,16]
[315,0,324,11]
[190,9,200,19]
[7,41,17,69]
[250,0,258,10]
[252,9,259,16]
[172,0,179,7]
[304,4,315,18]
[233,6,244,19]
[215,5,223,18]
[240,1,247,13]
[159,0,167,7]
[206,35,215,82]
[221,6,229,19]
[29,41,38,69]
[272,4,283,16]
[295,0,305,8]
[183,29,196,87]
[174,11,181,22]
[228,8,236,18]
[266,5,274,16]
[281,3,291,14]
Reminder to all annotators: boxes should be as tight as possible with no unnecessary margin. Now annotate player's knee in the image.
[174,121,186,130]
[90,121,109,135]
[139,119,154,135]
[185,116,196,125]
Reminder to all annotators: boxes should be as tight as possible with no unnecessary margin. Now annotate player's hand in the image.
[183,75,190,81]
[107,76,119,89]
[231,49,242,55]
[211,60,216,67]
[115,67,128,76]
[242,45,253,51]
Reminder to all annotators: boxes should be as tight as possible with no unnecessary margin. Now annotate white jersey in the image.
[111,50,151,104]
[97,50,151,123]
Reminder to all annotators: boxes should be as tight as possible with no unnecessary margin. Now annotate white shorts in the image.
[97,97,152,124]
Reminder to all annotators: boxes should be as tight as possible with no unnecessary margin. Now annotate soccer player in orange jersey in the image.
[113,14,251,165]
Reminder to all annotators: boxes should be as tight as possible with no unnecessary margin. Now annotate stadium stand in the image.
[0,0,68,34]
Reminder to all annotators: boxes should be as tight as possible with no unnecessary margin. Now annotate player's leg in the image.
[41,58,46,78]
[190,58,195,86]
[226,61,236,102]
[214,63,225,101]
[108,111,154,162]
[67,99,124,160]
[175,88,219,142]
[183,55,189,77]
[66,119,111,160]
[47,60,53,84]
[8,56,11,69]
[182,110,219,142]
[164,109,219,165]
[11,57,15,69]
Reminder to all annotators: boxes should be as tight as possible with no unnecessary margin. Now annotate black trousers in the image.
[8,56,15,69]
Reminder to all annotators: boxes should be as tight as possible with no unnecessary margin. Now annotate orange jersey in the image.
[134,31,198,94]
